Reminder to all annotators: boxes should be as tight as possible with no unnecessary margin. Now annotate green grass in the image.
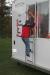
[0,38,49,75]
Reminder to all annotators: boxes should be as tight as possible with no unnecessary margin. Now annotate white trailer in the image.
[12,0,50,73]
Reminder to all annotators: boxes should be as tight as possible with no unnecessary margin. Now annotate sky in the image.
[6,0,14,3]
[6,0,14,6]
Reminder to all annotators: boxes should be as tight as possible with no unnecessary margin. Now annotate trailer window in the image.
[37,1,49,38]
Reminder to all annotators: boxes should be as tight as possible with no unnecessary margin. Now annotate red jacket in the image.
[22,25,30,38]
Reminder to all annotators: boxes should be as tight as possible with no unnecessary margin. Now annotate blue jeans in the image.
[22,38,30,56]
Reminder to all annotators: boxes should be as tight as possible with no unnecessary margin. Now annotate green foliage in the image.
[3,16,12,38]
[0,0,12,38]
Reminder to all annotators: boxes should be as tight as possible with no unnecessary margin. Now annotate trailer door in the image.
[25,1,37,65]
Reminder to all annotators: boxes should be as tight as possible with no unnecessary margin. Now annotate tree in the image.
[0,0,12,38]
[0,0,5,17]
[0,0,5,37]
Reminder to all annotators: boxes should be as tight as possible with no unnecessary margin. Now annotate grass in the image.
[0,38,49,75]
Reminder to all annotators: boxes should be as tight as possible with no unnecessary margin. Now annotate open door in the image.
[25,3,37,64]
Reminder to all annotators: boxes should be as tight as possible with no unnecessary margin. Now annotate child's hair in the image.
[28,8,35,16]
